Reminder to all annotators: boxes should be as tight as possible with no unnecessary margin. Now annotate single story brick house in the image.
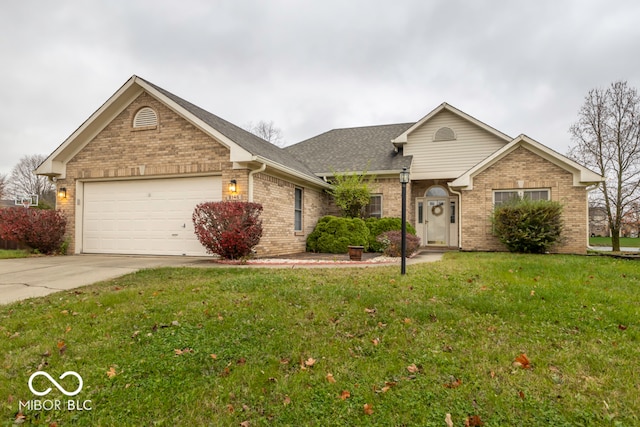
[36,75,602,256]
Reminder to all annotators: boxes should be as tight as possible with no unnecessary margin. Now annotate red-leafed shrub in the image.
[376,230,421,257]
[192,201,263,259]
[0,207,67,254]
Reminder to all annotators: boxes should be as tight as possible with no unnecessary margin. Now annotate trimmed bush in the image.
[307,216,369,253]
[193,201,263,259]
[491,198,564,254]
[365,217,417,252]
[376,230,421,257]
[0,207,67,254]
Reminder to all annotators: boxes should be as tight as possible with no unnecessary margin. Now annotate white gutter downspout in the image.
[248,162,267,202]
[449,186,463,249]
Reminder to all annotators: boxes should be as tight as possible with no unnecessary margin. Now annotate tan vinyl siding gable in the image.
[404,110,508,179]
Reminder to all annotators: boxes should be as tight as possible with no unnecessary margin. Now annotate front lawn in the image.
[1,253,638,426]
[0,249,29,259]
[590,237,640,247]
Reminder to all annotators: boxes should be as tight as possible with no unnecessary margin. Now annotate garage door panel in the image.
[83,177,221,256]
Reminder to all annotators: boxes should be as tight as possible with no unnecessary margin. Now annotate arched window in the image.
[133,107,158,128]
[426,185,448,197]
[434,127,455,141]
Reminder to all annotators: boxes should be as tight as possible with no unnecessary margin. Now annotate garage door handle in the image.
[182,223,186,228]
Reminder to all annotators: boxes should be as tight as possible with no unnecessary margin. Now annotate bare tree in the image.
[569,81,640,251]
[0,173,6,200]
[246,120,285,147]
[8,154,55,205]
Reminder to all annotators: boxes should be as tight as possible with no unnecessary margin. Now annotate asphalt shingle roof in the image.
[285,123,415,175]
[140,77,323,182]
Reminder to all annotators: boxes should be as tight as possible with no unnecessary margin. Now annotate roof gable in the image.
[36,75,326,186]
[449,134,604,189]
[391,103,512,146]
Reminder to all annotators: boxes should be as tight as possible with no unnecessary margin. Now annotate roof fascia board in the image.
[392,103,512,146]
[252,156,332,189]
[35,77,144,177]
[449,135,604,189]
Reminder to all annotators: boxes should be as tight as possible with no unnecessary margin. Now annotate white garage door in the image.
[83,176,221,256]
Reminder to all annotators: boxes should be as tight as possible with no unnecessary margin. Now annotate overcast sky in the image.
[1,0,639,180]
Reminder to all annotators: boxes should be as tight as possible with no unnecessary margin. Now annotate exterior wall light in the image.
[58,187,67,199]
[229,180,237,194]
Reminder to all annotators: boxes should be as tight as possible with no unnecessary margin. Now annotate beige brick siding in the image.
[252,173,328,256]
[56,92,235,254]
[459,147,588,254]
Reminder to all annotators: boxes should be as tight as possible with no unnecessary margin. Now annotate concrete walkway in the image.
[0,252,443,305]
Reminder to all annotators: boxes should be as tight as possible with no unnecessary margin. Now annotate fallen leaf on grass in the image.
[364,308,376,314]
[239,421,250,427]
[519,390,525,399]
[618,324,628,330]
[340,390,351,400]
[513,353,531,369]
[465,415,484,426]
[174,348,194,355]
[445,413,454,427]
[304,357,316,367]
[283,395,291,406]
[407,363,420,374]
[57,340,67,356]
[326,373,336,383]
[106,367,117,378]
[210,354,217,359]
[371,338,380,346]
[363,403,374,415]
[443,378,462,388]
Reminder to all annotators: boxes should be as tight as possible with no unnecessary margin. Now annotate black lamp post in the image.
[399,167,410,275]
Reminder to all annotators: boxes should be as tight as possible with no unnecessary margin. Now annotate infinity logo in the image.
[28,371,83,397]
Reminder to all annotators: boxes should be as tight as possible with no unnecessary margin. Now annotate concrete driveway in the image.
[0,255,212,305]
[0,252,444,305]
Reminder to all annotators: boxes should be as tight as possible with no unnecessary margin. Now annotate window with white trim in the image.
[364,195,382,218]
[493,189,550,206]
[294,187,303,231]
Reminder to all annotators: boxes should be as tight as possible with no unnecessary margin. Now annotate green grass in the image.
[1,252,639,426]
[590,237,640,247]
[0,250,29,259]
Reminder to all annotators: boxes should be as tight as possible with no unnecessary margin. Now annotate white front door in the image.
[416,197,449,246]
[426,199,448,245]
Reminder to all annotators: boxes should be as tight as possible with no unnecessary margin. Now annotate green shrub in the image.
[365,217,417,252]
[491,198,564,254]
[307,216,370,253]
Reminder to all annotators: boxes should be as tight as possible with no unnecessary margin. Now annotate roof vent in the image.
[133,107,158,128]
[434,127,455,141]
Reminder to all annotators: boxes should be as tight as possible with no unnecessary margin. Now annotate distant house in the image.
[36,76,603,256]
[589,206,610,237]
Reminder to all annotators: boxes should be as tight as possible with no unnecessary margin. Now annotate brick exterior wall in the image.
[56,92,251,254]
[252,173,328,256]
[459,147,588,254]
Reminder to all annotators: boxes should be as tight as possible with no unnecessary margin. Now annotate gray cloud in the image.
[2,0,639,180]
